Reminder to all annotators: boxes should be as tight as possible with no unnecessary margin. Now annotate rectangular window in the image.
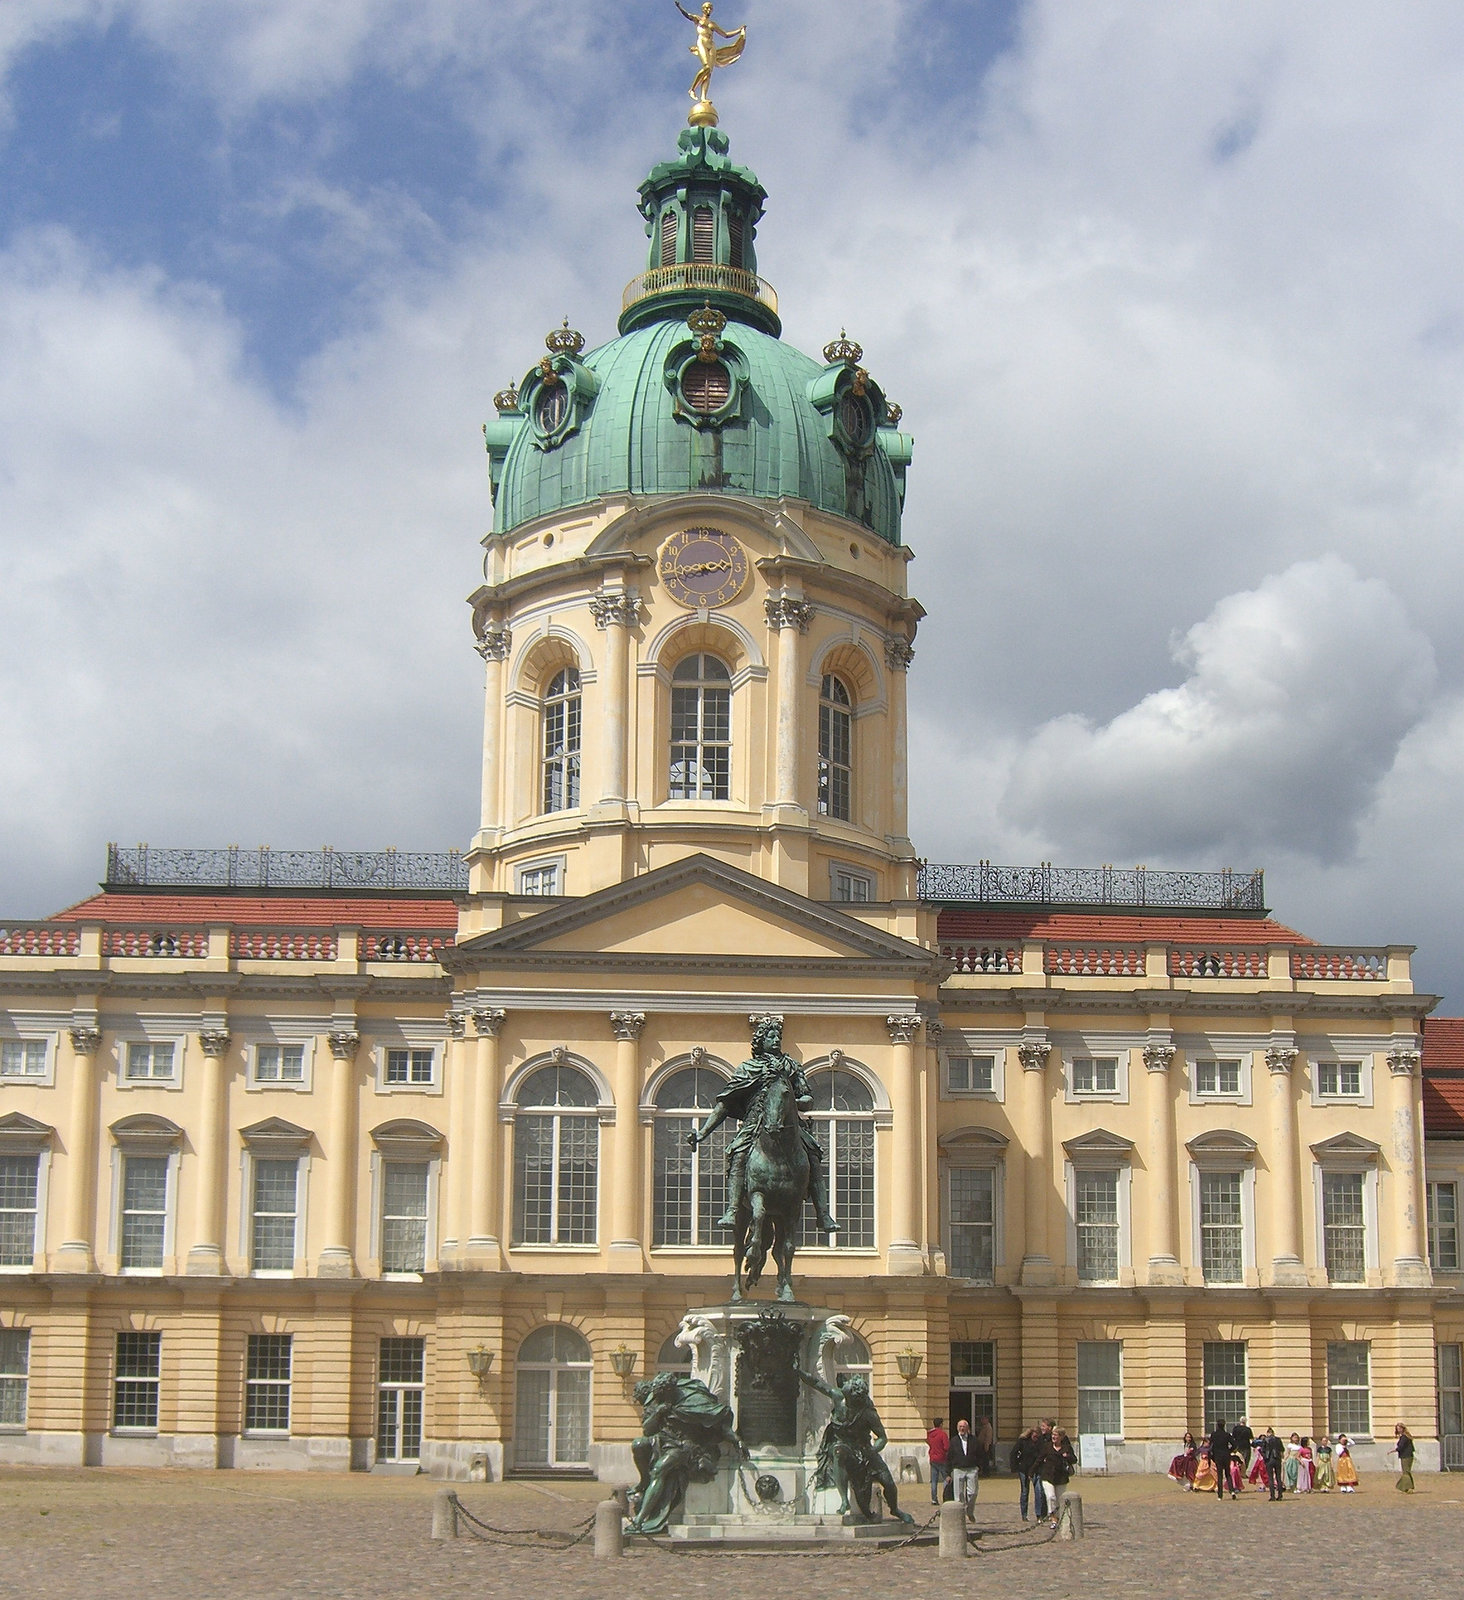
[947,1055,995,1095]
[1076,1340,1122,1437]
[1429,1182,1460,1272]
[1318,1060,1363,1097]
[513,1114,599,1246]
[377,1336,425,1462]
[1439,1343,1463,1441]
[948,1167,995,1283]
[1075,1169,1120,1282]
[1199,1171,1244,1284]
[255,1045,305,1084]
[1202,1341,1247,1432]
[518,865,560,896]
[652,1117,730,1248]
[244,1333,292,1434]
[385,1048,435,1087]
[0,1040,47,1078]
[799,1116,876,1250]
[1195,1058,1241,1096]
[119,1155,168,1270]
[1322,1171,1367,1284]
[381,1161,430,1273]
[113,1331,161,1432]
[831,869,872,903]
[0,1154,40,1268]
[251,1159,298,1273]
[0,1328,29,1428]
[1072,1057,1118,1095]
[950,1339,995,1430]
[1327,1340,1371,1436]
[124,1042,175,1081]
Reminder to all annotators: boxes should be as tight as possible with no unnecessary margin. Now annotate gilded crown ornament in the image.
[823,329,863,367]
[688,301,727,362]
[676,1,746,128]
[885,401,903,426]
[545,317,586,357]
[493,381,520,413]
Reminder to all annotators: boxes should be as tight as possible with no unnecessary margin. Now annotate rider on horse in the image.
[686,1016,840,1234]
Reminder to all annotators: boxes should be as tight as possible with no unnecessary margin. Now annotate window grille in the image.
[1199,1171,1244,1284]
[1322,1171,1366,1283]
[377,1337,425,1461]
[119,1155,168,1270]
[541,667,582,812]
[1202,1341,1247,1432]
[798,1069,875,1250]
[682,361,732,412]
[514,1326,592,1469]
[1075,1170,1119,1282]
[0,1040,46,1077]
[513,1065,599,1246]
[381,1162,430,1272]
[1072,1057,1118,1094]
[125,1042,175,1081]
[255,1045,304,1083]
[652,1067,732,1247]
[1196,1059,1241,1095]
[0,1328,29,1427]
[1076,1341,1122,1436]
[659,209,678,266]
[385,1048,435,1086]
[1438,1343,1463,1442]
[245,1334,292,1434]
[947,1055,995,1094]
[948,1167,995,1282]
[0,1154,40,1267]
[251,1159,298,1272]
[113,1331,161,1431]
[1429,1182,1459,1271]
[817,674,853,820]
[1327,1341,1371,1435]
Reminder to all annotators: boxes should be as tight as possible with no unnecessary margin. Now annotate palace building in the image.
[0,110,1456,1480]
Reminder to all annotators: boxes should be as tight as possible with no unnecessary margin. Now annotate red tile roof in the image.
[935,909,1313,945]
[1424,1017,1464,1138]
[49,892,459,930]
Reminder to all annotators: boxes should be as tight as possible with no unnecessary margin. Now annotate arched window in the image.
[541,667,581,813]
[512,1064,598,1246]
[515,1325,592,1469]
[652,1066,732,1247]
[669,654,731,800]
[800,1069,876,1250]
[818,674,853,821]
[691,206,715,262]
[535,381,567,435]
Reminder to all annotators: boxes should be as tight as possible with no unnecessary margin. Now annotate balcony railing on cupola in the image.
[621,262,778,321]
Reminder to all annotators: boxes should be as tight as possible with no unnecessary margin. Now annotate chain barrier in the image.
[446,1491,597,1550]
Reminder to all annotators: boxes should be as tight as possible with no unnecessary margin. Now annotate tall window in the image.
[1429,1182,1459,1271]
[669,653,731,800]
[0,1153,40,1267]
[1203,1342,1247,1432]
[0,1040,47,1078]
[515,1325,592,1469]
[513,1064,599,1246]
[659,208,677,266]
[817,674,853,821]
[125,1042,175,1082]
[1322,1171,1366,1283]
[542,667,581,813]
[113,1331,162,1432]
[245,1334,292,1434]
[1076,1341,1122,1436]
[1199,1172,1244,1284]
[0,1328,29,1427]
[1075,1170,1120,1282]
[1327,1341,1371,1435]
[950,1341,996,1435]
[800,1069,876,1249]
[381,1162,430,1273]
[690,206,714,261]
[948,1168,995,1283]
[652,1067,731,1248]
[377,1337,425,1462]
[251,1159,298,1273]
[119,1155,168,1270]
[728,210,745,268]
[1439,1344,1463,1441]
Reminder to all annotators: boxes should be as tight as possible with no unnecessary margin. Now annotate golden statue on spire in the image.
[675,1,746,128]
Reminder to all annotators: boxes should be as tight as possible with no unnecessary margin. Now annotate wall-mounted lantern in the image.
[895,1349,923,1383]
[466,1345,495,1394]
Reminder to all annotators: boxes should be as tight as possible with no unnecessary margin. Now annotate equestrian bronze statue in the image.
[686,1016,839,1301]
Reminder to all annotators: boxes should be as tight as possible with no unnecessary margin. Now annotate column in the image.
[55,1027,103,1272]
[884,633,914,843]
[764,594,813,810]
[590,590,642,805]
[318,1029,361,1278]
[923,1018,944,1269]
[1143,1037,1182,1284]
[1265,1043,1306,1285]
[186,1029,232,1275]
[475,627,511,833]
[886,1014,924,1274]
[1018,1037,1054,1285]
[608,1011,647,1269]
[468,1009,506,1262]
[441,1011,468,1259]
[1386,1045,1429,1284]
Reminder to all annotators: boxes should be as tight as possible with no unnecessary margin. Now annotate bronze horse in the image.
[732,1064,808,1302]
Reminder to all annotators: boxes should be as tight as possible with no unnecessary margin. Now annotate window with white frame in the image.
[512,1063,599,1246]
[799,1068,876,1250]
[383,1047,437,1089]
[1429,1181,1459,1271]
[377,1336,426,1462]
[1317,1060,1364,1098]
[1076,1340,1122,1436]
[1195,1058,1242,1096]
[1199,1171,1245,1285]
[244,1333,292,1434]
[946,1054,996,1096]
[113,1331,161,1432]
[0,1040,47,1079]
[517,861,562,896]
[1322,1171,1367,1284]
[1072,1056,1119,1096]
[951,1340,996,1433]
[830,866,873,903]
[1075,1170,1120,1283]
[817,674,853,821]
[669,653,731,800]
[1438,1343,1463,1440]
[124,1041,175,1082]
[381,1161,430,1273]
[254,1044,305,1085]
[119,1155,169,1270]
[1327,1340,1371,1435]
[1202,1341,1247,1432]
[250,1159,299,1273]
[652,1066,731,1248]
[541,666,582,814]
[0,1154,40,1268]
[947,1166,996,1283]
[0,1328,29,1428]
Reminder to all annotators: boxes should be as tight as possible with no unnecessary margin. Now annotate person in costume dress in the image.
[1296,1437,1314,1492]
[1283,1433,1301,1490]
[1248,1443,1268,1486]
[1315,1435,1336,1491]
[1392,1423,1416,1492]
[1168,1430,1199,1487]
[1192,1443,1218,1492]
[1335,1434,1359,1492]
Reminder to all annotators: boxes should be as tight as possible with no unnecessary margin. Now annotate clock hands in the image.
[672,559,733,576]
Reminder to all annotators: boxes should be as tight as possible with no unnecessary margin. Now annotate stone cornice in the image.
[936,985,1439,1022]
[453,950,947,982]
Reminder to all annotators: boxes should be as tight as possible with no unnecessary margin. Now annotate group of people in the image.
[1168,1420,1417,1497]
[925,1415,1076,1526]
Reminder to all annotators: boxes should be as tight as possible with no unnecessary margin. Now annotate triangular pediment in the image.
[451,854,939,973]
[240,1117,312,1149]
[1310,1131,1380,1160]
[0,1111,54,1147]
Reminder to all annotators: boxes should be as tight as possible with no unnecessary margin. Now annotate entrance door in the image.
[377,1337,425,1463]
[950,1339,996,1468]
[514,1325,592,1469]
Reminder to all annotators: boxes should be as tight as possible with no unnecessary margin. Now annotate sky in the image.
[1,1,1463,1009]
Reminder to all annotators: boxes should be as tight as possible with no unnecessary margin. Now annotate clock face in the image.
[658,528,749,609]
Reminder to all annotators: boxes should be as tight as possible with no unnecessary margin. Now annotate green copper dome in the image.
[484,127,913,545]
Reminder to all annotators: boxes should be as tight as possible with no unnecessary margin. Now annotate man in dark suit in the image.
[1209,1419,1235,1500]
[948,1417,981,1514]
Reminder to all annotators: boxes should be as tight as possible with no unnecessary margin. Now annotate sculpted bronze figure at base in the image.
[795,1367,915,1525]
[627,1370,742,1535]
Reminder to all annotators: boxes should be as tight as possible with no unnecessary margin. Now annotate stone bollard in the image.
[594,1498,625,1558]
[1058,1492,1084,1540]
[938,1499,969,1558]
[431,1488,458,1541]
[611,1484,631,1513]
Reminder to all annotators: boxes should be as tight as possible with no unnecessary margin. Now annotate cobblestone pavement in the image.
[3,1468,1462,1600]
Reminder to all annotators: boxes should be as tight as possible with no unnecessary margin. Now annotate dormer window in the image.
[535,381,568,435]
[682,360,732,413]
[837,390,873,449]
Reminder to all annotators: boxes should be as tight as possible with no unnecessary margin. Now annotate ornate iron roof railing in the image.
[621,262,778,318]
[105,845,469,894]
[918,860,1265,912]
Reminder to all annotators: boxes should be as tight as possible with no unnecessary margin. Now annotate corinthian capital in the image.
[69,1027,102,1057]
[1266,1046,1298,1076]
[1387,1048,1421,1077]
[589,592,644,630]
[764,595,814,632]
[474,626,512,662]
[1143,1042,1176,1074]
[327,1030,362,1061]
[198,1030,232,1058]
[884,635,915,671]
[445,1010,467,1039]
[610,1010,647,1042]
[1017,1039,1050,1073]
[886,1014,923,1045]
[472,1008,507,1038]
